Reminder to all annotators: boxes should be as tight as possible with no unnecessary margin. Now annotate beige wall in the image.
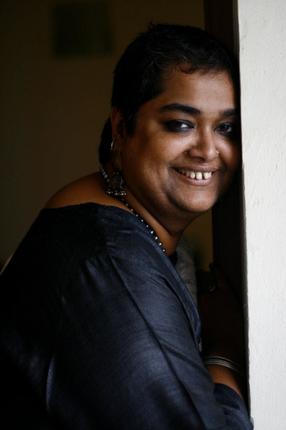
[0,0,211,268]
[238,0,286,426]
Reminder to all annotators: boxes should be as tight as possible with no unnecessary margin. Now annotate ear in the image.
[110,107,126,141]
[110,107,126,169]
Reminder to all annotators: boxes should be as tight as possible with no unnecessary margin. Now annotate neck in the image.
[100,166,198,255]
[122,190,195,256]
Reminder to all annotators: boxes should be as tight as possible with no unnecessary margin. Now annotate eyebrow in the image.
[159,103,238,117]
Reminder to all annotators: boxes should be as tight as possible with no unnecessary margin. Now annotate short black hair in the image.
[99,23,239,165]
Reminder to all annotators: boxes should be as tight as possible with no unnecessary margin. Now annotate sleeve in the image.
[0,211,70,429]
[214,385,253,429]
[45,243,253,430]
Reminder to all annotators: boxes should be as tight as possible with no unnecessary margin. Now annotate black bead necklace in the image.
[100,167,166,254]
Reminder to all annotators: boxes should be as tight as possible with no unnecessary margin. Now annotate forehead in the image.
[149,69,236,113]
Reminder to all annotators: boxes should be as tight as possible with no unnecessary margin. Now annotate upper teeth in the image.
[177,169,213,180]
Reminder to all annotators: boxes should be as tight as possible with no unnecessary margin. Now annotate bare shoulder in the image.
[45,172,106,208]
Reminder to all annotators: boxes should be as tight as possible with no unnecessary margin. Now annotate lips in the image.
[174,167,215,181]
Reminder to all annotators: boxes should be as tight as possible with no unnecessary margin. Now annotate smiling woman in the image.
[0,24,252,429]
[116,70,240,239]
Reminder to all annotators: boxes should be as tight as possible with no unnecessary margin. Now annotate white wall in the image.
[237,1,286,427]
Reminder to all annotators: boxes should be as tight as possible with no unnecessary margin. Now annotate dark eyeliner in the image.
[164,120,194,132]
[217,122,237,137]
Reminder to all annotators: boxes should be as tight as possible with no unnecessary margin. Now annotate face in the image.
[115,69,240,229]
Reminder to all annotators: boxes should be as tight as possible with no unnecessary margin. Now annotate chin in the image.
[183,197,218,215]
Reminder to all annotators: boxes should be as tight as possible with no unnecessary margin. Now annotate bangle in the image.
[203,355,242,374]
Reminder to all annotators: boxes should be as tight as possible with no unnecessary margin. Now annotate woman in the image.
[0,24,252,429]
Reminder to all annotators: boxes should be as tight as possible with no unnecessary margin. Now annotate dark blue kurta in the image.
[0,203,253,429]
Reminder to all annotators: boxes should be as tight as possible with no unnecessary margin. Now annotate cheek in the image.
[231,145,241,172]
[223,143,241,173]
[120,138,157,182]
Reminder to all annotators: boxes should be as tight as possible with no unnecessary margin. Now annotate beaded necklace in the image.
[100,168,166,254]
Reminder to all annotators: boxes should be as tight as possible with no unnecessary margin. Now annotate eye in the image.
[164,120,194,133]
[216,122,237,138]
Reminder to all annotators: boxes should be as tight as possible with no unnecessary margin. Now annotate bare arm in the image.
[197,265,246,397]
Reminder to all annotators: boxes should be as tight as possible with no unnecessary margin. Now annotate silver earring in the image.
[110,140,114,151]
[100,167,127,197]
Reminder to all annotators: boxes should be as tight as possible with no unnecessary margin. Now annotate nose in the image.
[188,128,219,161]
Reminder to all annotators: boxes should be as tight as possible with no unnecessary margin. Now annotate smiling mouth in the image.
[174,168,214,181]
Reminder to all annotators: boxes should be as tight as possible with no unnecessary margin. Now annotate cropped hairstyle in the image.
[99,23,239,165]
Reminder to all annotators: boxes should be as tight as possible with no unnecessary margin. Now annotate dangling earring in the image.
[100,137,127,197]
[100,167,127,197]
